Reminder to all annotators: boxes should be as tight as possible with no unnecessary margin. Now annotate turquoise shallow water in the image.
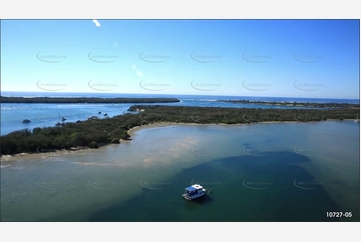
[1,121,359,221]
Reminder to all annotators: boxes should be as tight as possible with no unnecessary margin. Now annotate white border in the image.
[0,1,360,241]
[1,0,361,19]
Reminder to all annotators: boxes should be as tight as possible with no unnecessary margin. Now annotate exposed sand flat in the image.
[126,122,244,136]
[126,120,309,136]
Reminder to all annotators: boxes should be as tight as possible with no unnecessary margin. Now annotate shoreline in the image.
[127,119,357,136]
[1,119,357,159]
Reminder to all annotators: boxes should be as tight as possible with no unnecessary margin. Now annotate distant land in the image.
[218,100,360,109]
[0,96,180,103]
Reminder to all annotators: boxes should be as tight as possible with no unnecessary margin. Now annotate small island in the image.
[0,96,180,104]
[1,105,359,156]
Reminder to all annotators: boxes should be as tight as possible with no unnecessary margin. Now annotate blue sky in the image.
[1,19,359,99]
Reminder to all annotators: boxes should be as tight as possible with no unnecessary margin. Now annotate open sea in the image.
[0,92,360,222]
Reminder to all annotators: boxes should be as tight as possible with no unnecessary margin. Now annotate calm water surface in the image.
[1,121,359,221]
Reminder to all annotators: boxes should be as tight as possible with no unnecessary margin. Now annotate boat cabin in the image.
[182,184,206,201]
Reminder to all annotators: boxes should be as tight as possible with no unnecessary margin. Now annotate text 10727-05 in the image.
[326,212,352,218]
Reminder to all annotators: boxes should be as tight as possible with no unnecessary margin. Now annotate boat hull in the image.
[182,193,206,201]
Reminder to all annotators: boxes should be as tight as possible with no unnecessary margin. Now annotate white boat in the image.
[355,114,359,123]
[182,184,206,201]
